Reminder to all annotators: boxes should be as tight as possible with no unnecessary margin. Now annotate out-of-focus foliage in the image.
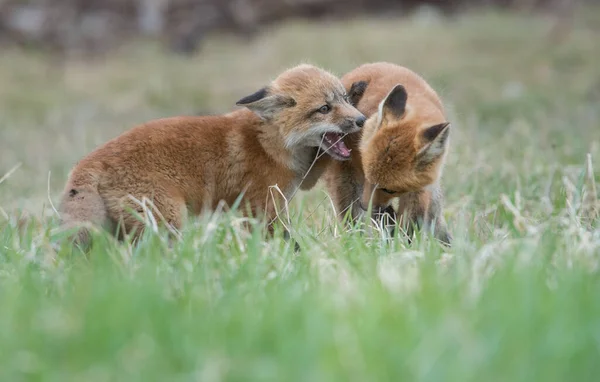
[0,0,581,55]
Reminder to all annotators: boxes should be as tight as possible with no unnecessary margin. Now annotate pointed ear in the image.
[416,122,451,167]
[347,80,368,106]
[236,87,296,120]
[377,84,407,124]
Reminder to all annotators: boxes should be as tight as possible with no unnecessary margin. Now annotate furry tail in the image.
[58,171,109,250]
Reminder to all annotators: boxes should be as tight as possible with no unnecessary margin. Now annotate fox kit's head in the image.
[236,64,365,161]
[359,84,451,210]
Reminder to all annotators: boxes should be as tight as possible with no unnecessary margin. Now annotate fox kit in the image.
[324,62,451,244]
[59,64,365,247]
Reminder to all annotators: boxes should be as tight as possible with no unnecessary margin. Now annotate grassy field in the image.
[1,8,600,381]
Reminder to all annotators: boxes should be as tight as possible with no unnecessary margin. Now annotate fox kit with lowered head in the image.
[324,62,451,244]
[59,64,365,248]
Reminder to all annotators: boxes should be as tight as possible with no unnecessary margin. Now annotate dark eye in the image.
[380,188,397,194]
[318,105,331,114]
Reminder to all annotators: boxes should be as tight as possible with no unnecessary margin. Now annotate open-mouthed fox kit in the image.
[59,62,451,249]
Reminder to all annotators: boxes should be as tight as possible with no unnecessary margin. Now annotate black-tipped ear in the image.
[417,122,451,166]
[236,87,269,106]
[381,84,408,119]
[422,122,450,142]
[347,80,368,106]
[236,87,296,120]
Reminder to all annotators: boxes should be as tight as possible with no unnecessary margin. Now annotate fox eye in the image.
[380,188,397,195]
[318,105,331,114]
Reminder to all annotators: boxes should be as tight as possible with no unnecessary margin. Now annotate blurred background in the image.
[0,0,599,217]
[0,0,587,55]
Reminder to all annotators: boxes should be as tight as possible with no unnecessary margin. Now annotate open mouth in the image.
[320,132,351,160]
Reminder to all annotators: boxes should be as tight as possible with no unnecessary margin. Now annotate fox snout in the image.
[334,100,365,130]
[352,115,366,129]
[339,114,366,133]
[356,115,366,127]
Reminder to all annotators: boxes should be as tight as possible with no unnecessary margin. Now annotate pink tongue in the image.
[323,132,351,158]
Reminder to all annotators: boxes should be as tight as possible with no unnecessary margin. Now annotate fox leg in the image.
[104,189,187,243]
[266,221,301,252]
[395,192,423,243]
[425,186,452,246]
[397,186,451,246]
[431,215,452,246]
[324,161,363,225]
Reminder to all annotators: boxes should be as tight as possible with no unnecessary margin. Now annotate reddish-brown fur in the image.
[322,62,451,244]
[59,64,364,248]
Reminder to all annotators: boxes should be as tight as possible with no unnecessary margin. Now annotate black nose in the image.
[355,116,366,128]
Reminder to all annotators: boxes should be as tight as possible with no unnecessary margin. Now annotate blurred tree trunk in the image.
[138,0,167,36]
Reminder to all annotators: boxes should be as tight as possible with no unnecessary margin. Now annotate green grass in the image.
[1,8,600,381]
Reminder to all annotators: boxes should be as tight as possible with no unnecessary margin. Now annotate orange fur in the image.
[323,62,451,244]
[59,64,365,248]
